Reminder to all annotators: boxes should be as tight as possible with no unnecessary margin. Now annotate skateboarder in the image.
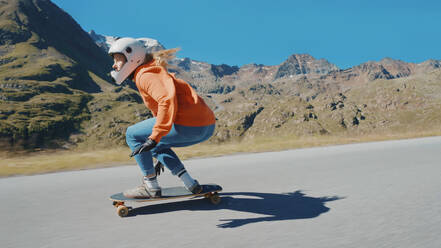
[109,38,216,199]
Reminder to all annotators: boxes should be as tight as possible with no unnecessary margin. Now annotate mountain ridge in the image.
[1,0,441,152]
[91,31,441,95]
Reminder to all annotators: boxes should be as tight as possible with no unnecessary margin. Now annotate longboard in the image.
[110,184,222,217]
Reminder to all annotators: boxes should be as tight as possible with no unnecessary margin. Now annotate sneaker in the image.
[188,180,203,194]
[123,183,162,199]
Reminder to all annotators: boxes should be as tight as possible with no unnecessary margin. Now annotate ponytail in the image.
[145,48,180,69]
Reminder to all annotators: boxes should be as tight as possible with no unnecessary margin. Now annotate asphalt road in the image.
[1,136,441,248]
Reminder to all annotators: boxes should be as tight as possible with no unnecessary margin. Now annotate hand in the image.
[130,138,157,157]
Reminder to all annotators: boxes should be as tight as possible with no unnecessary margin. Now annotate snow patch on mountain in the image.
[88,30,165,53]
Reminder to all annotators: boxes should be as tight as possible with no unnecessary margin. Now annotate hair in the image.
[128,47,180,81]
[144,48,180,69]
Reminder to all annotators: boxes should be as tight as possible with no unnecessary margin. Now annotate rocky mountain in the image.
[274,54,339,79]
[90,30,441,144]
[87,31,441,147]
[1,0,441,152]
[91,32,441,95]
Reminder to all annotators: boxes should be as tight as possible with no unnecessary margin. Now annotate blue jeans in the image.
[126,118,215,176]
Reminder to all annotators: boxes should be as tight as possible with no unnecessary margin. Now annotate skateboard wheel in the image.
[209,192,221,205]
[117,205,129,217]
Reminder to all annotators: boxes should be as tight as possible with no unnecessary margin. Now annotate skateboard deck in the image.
[110,184,222,217]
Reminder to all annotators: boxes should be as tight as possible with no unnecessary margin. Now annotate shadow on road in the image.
[128,190,344,228]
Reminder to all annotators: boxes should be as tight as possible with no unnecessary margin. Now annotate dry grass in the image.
[0,147,131,177]
[1,130,440,177]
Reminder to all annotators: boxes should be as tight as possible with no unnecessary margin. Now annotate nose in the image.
[112,63,117,70]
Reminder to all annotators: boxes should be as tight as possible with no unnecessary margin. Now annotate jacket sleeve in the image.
[138,72,177,143]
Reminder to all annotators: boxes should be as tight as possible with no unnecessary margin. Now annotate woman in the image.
[109,38,216,199]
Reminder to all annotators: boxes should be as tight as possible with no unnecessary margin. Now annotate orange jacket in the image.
[133,61,216,143]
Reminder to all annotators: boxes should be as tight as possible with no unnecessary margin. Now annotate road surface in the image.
[1,136,440,248]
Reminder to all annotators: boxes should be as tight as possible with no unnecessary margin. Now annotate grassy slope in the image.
[0,0,113,149]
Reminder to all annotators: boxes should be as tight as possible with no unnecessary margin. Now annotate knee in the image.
[125,125,136,146]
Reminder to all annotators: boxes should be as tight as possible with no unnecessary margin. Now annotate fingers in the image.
[129,144,144,157]
[138,145,147,154]
[129,139,158,157]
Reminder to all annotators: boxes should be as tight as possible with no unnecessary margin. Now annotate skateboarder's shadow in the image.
[130,190,343,228]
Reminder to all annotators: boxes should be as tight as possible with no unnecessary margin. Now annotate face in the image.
[112,53,127,71]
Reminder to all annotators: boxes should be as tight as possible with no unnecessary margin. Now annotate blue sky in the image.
[52,0,441,69]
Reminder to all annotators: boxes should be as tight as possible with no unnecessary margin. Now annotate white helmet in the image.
[108,37,147,84]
